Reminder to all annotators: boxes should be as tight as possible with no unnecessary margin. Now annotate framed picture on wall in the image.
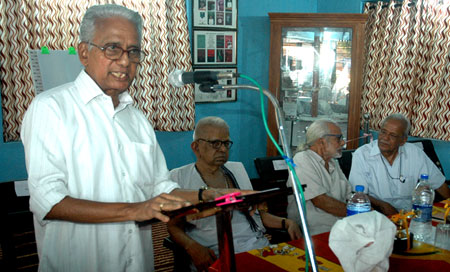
[193,0,237,29]
[193,30,236,65]
[194,67,237,103]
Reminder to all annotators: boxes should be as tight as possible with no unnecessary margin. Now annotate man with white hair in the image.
[349,113,450,216]
[287,119,352,235]
[20,5,231,271]
[168,116,301,271]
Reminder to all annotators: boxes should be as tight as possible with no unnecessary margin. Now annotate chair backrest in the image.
[337,149,355,179]
[254,156,289,184]
[253,156,290,218]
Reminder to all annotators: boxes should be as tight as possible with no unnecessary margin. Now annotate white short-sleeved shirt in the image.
[21,70,179,272]
[348,140,445,211]
[287,150,352,236]
[169,162,269,255]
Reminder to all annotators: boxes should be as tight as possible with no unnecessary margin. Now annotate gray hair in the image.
[297,119,337,152]
[79,4,143,44]
[193,117,229,140]
[381,113,411,137]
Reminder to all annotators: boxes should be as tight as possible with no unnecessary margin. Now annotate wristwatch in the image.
[198,186,209,203]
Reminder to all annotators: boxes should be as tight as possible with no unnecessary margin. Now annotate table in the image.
[209,202,450,271]
[209,232,450,271]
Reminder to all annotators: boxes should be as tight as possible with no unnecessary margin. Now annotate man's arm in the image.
[436,183,450,200]
[167,217,216,272]
[259,209,302,240]
[45,188,238,224]
[45,192,190,223]
[310,193,347,217]
[367,195,398,216]
[170,187,241,204]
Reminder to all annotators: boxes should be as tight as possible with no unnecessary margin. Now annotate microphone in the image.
[168,69,238,87]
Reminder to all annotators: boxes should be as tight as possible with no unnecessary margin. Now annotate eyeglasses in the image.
[87,42,146,63]
[323,134,345,142]
[379,129,404,139]
[197,139,233,149]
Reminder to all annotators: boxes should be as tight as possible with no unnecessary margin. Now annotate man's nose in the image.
[116,51,131,66]
[218,143,228,151]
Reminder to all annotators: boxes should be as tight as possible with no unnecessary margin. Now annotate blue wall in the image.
[156,0,363,178]
[1,0,450,183]
[156,0,319,179]
[318,0,362,13]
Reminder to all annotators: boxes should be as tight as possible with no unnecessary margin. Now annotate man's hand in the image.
[379,202,399,217]
[187,243,217,272]
[368,195,398,216]
[285,218,302,240]
[133,193,190,223]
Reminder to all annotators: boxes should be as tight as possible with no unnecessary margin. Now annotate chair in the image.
[337,149,355,179]
[408,139,449,202]
[252,156,289,218]
[0,182,38,271]
[252,156,293,243]
[162,236,191,272]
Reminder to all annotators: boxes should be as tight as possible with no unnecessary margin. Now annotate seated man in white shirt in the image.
[287,119,352,236]
[349,113,450,216]
[168,116,301,271]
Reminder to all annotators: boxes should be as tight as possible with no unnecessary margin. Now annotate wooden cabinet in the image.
[267,13,367,156]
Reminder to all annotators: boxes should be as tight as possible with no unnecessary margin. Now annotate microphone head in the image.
[168,69,185,88]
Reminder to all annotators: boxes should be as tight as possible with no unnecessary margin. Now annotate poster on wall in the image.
[193,0,237,29]
[194,67,237,103]
[28,49,83,95]
[193,30,236,65]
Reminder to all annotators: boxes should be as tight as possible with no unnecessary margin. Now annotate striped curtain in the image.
[362,0,450,140]
[0,0,194,142]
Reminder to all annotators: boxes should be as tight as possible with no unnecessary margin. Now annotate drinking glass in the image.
[434,223,450,251]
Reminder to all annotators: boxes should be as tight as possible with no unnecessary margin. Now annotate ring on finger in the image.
[159,203,164,211]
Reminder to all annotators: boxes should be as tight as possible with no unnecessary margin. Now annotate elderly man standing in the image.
[349,113,450,216]
[21,5,229,271]
[287,119,352,236]
[168,116,301,272]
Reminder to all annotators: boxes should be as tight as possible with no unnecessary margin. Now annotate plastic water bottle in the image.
[409,174,434,242]
[347,185,371,216]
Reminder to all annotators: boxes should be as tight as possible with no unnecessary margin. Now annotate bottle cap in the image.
[355,185,365,192]
[420,174,429,180]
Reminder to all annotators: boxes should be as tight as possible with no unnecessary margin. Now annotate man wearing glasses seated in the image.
[287,119,352,236]
[168,116,301,272]
[349,113,450,216]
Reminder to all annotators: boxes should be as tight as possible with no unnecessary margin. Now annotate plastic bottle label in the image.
[346,204,371,216]
[412,204,432,222]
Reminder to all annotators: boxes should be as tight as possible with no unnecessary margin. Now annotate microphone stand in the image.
[207,84,319,272]
[363,113,370,144]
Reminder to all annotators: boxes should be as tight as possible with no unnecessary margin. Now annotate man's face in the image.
[194,126,231,167]
[378,119,407,154]
[78,17,139,94]
[323,124,345,159]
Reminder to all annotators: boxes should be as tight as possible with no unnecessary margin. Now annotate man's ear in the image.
[191,141,199,153]
[77,42,89,66]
